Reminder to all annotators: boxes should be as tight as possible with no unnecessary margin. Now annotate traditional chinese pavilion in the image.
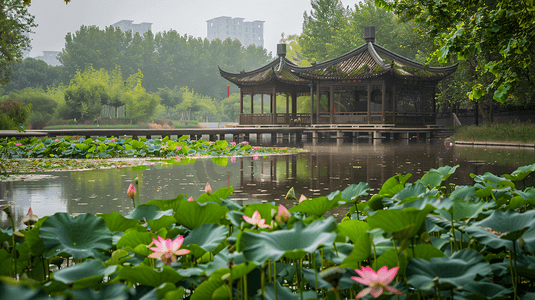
[219,26,457,127]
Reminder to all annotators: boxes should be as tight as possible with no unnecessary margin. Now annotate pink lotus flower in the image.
[252,146,259,150]
[16,143,21,146]
[176,156,181,162]
[22,207,38,225]
[231,156,236,163]
[147,236,190,265]
[253,155,259,160]
[110,138,115,142]
[275,204,290,223]
[187,196,194,201]
[231,142,236,146]
[176,146,182,151]
[162,145,169,149]
[54,139,59,142]
[243,141,249,145]
[127,184,136,200]
[299,194,308,203]
[243,210,271,229]
[205,182,212,195]
[351,266,402,298]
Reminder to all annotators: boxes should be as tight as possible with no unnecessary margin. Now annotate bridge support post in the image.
[271,133,277,145]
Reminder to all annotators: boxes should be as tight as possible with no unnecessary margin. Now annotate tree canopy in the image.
[376,0,535,103]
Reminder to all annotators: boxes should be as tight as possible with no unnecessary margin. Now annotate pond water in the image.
[1,140,534,228]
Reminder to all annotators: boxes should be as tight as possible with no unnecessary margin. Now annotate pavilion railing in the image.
[239,113,272,125]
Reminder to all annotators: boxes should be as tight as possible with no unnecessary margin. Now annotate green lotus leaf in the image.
[464,209,535,251]
[70,283,128,300]
[448,186,476,201]
[116,231,157,257]
[504,163,535,181]
[398,195,451,210]
[406,249,492,291]
[0,249,12,276]
[337,220,371,268]
[461,280,512,299]
[406,244,445,261]
[237,217,338,264]
[144,196,184,212]
[183,223,229,258]
[190,270,225,300]
[197,187,234,204]
[259,281,318,300]
[449,199,494,221]
[302,268,331,289]
[0,281,63,300]
[163,286,185,300]
[24,226,45,256]
[211,285,231,300]
[340,182,369,203]
[243,203,278,223]
[226,211,246,227]
[40,213,112,259]
[367,205,436,239]
[288,195,341,217]
[126,204,174,222]
[118,264,184,287]
[105,249,134,267]
[378,173,412,196]
[174,201,228,229]
[52,260,117,289]
[394,183,428,203]
[372,248,409,277]
[99,212,142,233]
[416,171,444,189]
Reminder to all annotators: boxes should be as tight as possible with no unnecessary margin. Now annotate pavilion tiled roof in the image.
[219,40,457,86]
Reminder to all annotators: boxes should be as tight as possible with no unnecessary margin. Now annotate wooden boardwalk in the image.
[0,125,452,144]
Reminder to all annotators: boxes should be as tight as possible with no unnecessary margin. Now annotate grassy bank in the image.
[43,124,150,130]
[454,123,535,143]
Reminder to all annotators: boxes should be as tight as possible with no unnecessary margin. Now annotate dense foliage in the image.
[0,135,291,159]
[0,99,31,130]
[1,163,535,299]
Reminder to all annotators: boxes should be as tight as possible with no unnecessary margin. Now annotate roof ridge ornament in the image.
[364,26,375,43]
[367,42,385,68]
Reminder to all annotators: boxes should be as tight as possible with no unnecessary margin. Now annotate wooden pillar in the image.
[421,88,425,126]
[309,84,314,125]
[382,81,386,123]
[329,85,334,124]
[240,90,243,113]
[272,87,277,124]
[392,85,396,124]
[337,93,341,113]
[261,94,264,114]
[367,84,371,124]
[250,93,254,114]
[286,93,289,124]
[292,92,297,114]
[316,83,321,124]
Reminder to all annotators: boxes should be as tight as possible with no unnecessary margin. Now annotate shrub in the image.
[0,100,32,130]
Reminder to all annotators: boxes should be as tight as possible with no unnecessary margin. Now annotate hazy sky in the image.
[27,0,361,57]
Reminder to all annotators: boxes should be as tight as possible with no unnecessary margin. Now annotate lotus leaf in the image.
[243,203,277,223]
[289,195,342,217]
[190,269,225,300]
[464,209,535,251]
[367,205,436,240]
[99,212,142,233]
[40,213,112,259]
[504,163,535,181]
[448,186,476,201]
[196,187,234,204]
[118,264,184,287]
[69,283,128,300]
[260,281,318,300]
[340,182,369,203]
[237,217,337,264]
[394,183,428,202]
[52,260,117,289]
[406,249,492,290]
[163,286,185,300]
[183,223,229,257]
[337,220,371,268]
[0,281,63,300]
[174,201,228,229]
[302,268,331,289]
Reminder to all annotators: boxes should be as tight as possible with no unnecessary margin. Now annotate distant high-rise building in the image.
[206,16,264,48]
[34,51,61,66]
[111,20,152,36]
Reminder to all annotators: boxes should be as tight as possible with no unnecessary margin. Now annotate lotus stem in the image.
[261,263,266,300]
[244,272,248,300]
[268,258,272,283]
[451,218,456,254]
[312,251,318,294]
[354,203,359,220]
[10,211,16,278]
[450,287,454,300]
[229,262,233,300]
[392,239,400,282]
[274,261,278,300]
[299,258,304,300]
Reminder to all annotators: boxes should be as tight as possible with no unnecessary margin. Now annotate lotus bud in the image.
[205,182,212,195]
[299,194,308,203]
[187,196,194,201]
[134,177,139,186]
[276,205,290,223]
[231,156,236,163]
[518,236,525,250]
[127,184,136,200]
[285,187,296,200]
[22,207,38,226]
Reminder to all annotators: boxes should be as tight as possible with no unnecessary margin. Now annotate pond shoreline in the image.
[455,140,535,148]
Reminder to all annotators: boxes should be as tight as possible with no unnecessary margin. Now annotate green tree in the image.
[279,34,310,66]
[2,58,63,92]
[0,0,35,85]
[0,99,31,129]
[376,0,535,103]
[299,0,349,62]
[0,87,58,128]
